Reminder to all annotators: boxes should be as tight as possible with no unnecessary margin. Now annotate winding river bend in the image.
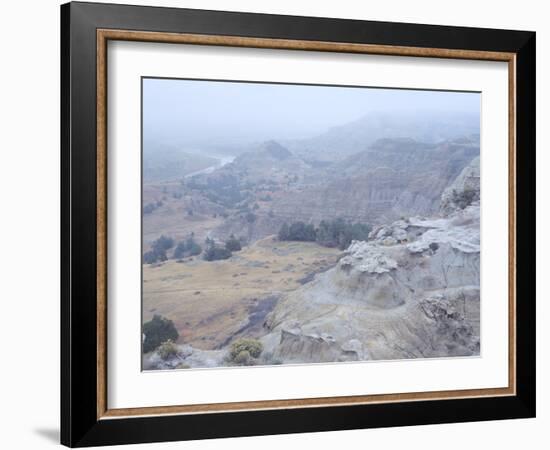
[185,154,235,178]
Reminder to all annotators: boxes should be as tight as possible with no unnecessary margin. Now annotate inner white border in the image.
[107,40,509,409]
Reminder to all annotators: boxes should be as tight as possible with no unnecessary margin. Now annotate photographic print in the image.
[62,6,535,444]
[141,78,481,371]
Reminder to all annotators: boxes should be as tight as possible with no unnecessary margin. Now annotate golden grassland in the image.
[142,236,340,349]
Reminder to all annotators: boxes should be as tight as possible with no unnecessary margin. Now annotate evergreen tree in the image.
[278,222,290,241]
[225,234,242,252]
[142,315,179,353]
[173,237,202,259]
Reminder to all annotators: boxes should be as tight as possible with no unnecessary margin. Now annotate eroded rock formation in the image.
[144,156,481,369]
[261,158,481,363]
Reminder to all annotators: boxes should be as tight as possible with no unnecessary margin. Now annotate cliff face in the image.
[440,156,480,214]
[262,158,481,363]
[208,138,480,245]
[268,138,479,225]
[187,135,479,245]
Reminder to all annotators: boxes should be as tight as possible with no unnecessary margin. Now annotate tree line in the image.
[202,235,242,261]
[278,218,371,250]
[143,233,244,264]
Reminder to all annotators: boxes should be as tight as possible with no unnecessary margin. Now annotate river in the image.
[184,154,236,178]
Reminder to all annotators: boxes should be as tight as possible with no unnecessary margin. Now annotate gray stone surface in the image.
[262,157,481,363]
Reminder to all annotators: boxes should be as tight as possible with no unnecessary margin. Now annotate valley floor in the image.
[142,236,340,350]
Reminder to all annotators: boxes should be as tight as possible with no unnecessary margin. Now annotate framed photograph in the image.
[61,2,536,447]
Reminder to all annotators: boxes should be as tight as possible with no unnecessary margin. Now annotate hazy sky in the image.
[143,77,480,149]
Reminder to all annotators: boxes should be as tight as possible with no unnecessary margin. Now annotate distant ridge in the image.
[286,110,480,161]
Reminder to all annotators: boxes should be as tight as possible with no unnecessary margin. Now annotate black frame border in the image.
[61,2,536,447]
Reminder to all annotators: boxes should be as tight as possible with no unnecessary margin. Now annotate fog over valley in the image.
[143,77,479,157]
[141,78,482,370]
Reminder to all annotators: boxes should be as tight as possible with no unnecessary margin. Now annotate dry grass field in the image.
[142,236,340,350]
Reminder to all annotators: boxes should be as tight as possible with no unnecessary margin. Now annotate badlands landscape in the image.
[141,106,481,370]
[141,79,481,370]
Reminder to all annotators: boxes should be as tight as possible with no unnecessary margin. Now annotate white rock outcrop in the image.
[262,157,481,364]
[340,242,398,273]
[440,156,480,214]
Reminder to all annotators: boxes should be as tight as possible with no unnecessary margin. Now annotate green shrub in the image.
[173,237,202,259]
[173,241,187,259]
[278,223,290,240]
[278,221,316,242]
[143,235,175,264]
[187,173,246,208]
[290,222,316,241]
[225,234,242,252]
[152,235,174,253]
[142,315,179,353]
[316,219,371,250]
[229,338,263,364]
[143,250,166,264]
[157,340,179,360]
[203,241,232,261]
[450,188,479,209]
[233,350,252,365]
[186,239,202,256]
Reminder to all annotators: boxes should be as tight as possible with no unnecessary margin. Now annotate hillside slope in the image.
[261,157,481,363]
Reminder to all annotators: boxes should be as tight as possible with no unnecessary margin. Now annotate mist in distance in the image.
[143,78,480,153]
[141,78,482,369]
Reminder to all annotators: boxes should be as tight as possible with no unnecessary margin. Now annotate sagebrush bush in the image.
[157,340,179,360]
[229,338,263,364]
[233,350,252,365]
